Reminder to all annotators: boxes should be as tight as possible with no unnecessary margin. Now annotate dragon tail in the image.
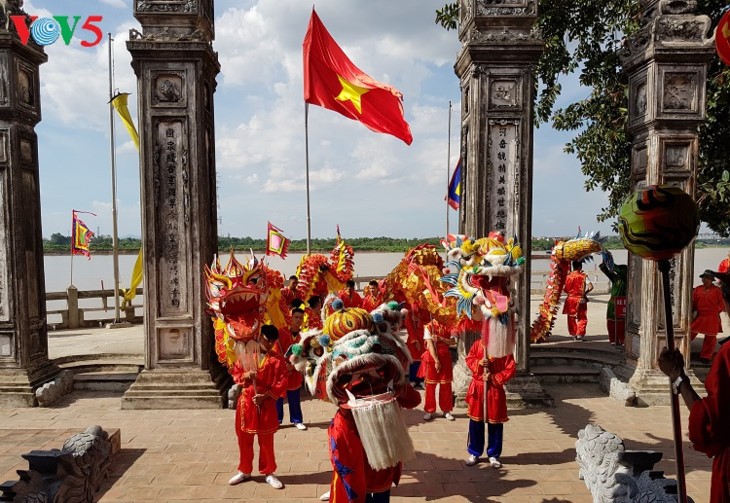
[529,257,570,343]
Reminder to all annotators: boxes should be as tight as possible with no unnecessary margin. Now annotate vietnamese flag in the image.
[303,9,413,145]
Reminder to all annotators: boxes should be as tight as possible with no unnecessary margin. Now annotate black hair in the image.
[572,261,583,270]
[291,298,306,309]
[260,324,279,341]
[291,307,305,315]
[288,275,298,282]
[308,295,322,308]
[368,280,378,287]
[346,279,355,288]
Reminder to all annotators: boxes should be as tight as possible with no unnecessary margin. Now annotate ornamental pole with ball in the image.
[618,184,700,503]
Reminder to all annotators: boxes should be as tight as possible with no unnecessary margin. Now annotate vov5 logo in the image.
[8,14,103,47]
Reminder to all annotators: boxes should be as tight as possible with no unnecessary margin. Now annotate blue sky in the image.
[30,0,615,240]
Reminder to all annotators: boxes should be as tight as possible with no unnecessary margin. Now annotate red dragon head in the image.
[205,252,270,344]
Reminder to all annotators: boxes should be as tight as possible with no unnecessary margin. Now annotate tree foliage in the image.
[437,1,730,235]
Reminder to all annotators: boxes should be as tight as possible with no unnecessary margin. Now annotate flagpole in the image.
[70,214,74,287]
[304,102,312,255]
[445,101,452,238]
[108,33,122,324]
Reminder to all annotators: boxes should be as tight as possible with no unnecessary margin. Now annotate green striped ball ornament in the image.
[618,185,699,261]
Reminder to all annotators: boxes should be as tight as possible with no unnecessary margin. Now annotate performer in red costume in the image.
[338,279,363,309]
[306,295,324,330]
[562,261,593,341]
[328,384,421,503]
[229,325,288,489]
[281,275,301,308]
[419,319,456,421]
[464,341,516,468]
[362,280,383,312]
[273,308,307,430]
[658,341,730,503]
[403,301,425,388]
[691,270,725,363]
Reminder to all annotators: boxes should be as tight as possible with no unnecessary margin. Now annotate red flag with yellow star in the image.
[303,9,413,145]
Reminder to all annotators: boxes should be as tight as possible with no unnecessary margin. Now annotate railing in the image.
[46,287,144,330]
[46,256,610,329]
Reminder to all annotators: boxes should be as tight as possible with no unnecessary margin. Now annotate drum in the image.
[346,391,416,471]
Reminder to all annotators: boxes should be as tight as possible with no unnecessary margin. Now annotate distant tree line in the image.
[43,233,730,254]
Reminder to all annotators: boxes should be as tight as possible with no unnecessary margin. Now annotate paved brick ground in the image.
[1,293,721,502]
[0,383,713,503]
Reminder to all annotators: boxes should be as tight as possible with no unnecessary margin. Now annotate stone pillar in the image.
[122,0,227,409]
[0,8,58,407]
[619,0,713,405]
[453,0,552,408]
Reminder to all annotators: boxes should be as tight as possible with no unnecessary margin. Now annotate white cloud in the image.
[100,0,129,9]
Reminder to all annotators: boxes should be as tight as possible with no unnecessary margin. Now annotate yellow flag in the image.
[122,247,144,309]
[111,94,143,309]
[111,92,140,150]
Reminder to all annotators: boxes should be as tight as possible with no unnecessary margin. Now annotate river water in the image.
[44,247,729,293]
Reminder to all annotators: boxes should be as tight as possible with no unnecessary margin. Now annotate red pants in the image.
[235,400,277,475]
[691,332,717,360]
[567,312,587,337]
[424,381,453,414]
[607,318,625,345]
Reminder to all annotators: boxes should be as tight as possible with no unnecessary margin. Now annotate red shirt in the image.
[273,327,304,390]
[232,354,288,435]
[464,343,515,423]
[337,288,363,309]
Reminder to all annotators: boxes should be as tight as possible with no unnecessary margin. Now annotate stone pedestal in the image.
[620,0,714,405]
[122,0,227,409]
[454,0,550,406]
[0,19,59,407]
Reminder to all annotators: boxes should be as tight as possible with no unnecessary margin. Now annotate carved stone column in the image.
[453,0,552,408]
[122,0,227,409]
[619,0,713,405]
[0,8,58,407]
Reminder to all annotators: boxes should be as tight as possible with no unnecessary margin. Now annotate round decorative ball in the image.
[618,185,699,261]
[323,307,373,341]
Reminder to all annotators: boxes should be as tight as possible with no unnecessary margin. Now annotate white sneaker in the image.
[444,412,455,421]
[295,422,308,430]
[423,412,433,421]
[466,454,479,466]
[265,474,284,489]
[489,456,502,468]
[228,471,250,485]
[319,490,331,501]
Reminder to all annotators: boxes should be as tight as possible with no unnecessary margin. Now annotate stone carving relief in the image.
[0,177,6,323]
[0,130,8,164]
[17,68,33,107]
[662,72,696,111]
[665,144,688,169]
[159,327,190,359]
[129,27,209,43]
[635,83,647,117]
[136,0,197,13]
[0,57,8,106]
[152,73,185,106]
[475,0,536,17]
[656,17,710,43]
[577,424,681,503]
[490,79,518,108]
[0,426,118,502]
[153,120,188,313]
[660,0,697,15]
[19,138,32,163]
[465,26,542,45]
[0,334,10,357]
